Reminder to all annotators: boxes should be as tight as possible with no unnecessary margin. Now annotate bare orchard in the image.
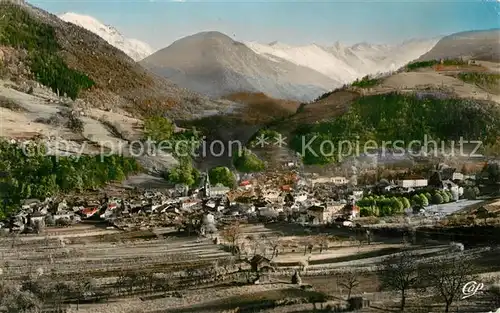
[1,219,499,313]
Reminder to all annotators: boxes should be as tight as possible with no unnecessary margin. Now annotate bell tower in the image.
[204,171,211,197]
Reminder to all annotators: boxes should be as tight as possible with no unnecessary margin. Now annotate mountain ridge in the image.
[0,2,223,119]
[58,12,155,61]
[142,30,439,101]
[141,31,340,102]
[418,29,500,62]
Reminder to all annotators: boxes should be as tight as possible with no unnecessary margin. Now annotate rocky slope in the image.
[0,2,229,174]
[0,2,225,120]
[417,29,500,62]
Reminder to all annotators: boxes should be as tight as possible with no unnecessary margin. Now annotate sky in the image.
[30,0,500,49]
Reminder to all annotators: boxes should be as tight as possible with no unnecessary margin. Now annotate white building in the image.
[397,179,428,188]
[310,176,348,186]
[452,172,464,181]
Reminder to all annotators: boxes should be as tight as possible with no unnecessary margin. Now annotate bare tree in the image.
[423,256,475,312]
[220,222,243,255]
[316,235,329,254]
[365,230,373,245]
[264,232,283,259]
[378,249,419,312]
[244,235,262,259]
[338,270,360,300]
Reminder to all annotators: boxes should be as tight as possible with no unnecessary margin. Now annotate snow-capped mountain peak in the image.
[58,12,155,61]
[244,38,439,83]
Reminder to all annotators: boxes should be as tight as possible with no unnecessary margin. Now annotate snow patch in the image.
[59,12,155,61]
[244,39,439,84]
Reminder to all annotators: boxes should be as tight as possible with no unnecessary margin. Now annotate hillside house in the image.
[281,185,292,192]
[341,204,360,219]
[29,211,45,227]
[263,190,283,203]
[397,178,428,188]
[310,176,348,187]
[181,199,200,210]
[452,172,464,181]
[81,207,99,218]
[239,180,253,190]
[293,191,309,203]
[306,204,338,224]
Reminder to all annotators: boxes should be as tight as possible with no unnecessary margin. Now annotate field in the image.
[1,210,499,313]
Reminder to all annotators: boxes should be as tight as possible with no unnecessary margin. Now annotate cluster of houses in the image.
[0,163,480,233]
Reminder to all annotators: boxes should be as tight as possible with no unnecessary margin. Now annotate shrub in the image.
[351,75,381,88]
[432,193,444,204]
[65,114,84,133]
[401,197,411,209]
[233,148,265,173]
[441,191,450,203]
[407,60,439,71]
[419,194,429,206]
[457,72,500,88]
[164,158,200,187]
[208,166,235,188]
[464,187,480,200]
[143,116,174,143]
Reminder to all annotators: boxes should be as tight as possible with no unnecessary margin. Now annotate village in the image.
[2,158,493,237]
[1,150,499,313]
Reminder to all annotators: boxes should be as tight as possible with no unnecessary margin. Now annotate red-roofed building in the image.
[239,180,253,190]
[281,185,292,192]
[81,207,99,218]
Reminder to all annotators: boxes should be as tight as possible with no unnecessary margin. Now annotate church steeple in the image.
[204,171,211,197]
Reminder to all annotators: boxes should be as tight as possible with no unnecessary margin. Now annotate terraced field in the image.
[2,220,499,313]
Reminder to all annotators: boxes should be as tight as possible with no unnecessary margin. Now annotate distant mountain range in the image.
[55,12,498,102]
[140,32,438,101]
[140,31,339,102]
[59,12,155,61]
[244,39,439,84]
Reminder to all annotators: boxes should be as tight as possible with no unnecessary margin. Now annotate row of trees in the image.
[0,140,140,219]
[358,196,410,217]
[411,189,456,206]
[291,92,500,165]
[406,58,468,71]
[358,187,468,217]
[351,75,381,88]
[457,72,500,88]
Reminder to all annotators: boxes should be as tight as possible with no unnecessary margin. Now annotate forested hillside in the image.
[290,92,500,165]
